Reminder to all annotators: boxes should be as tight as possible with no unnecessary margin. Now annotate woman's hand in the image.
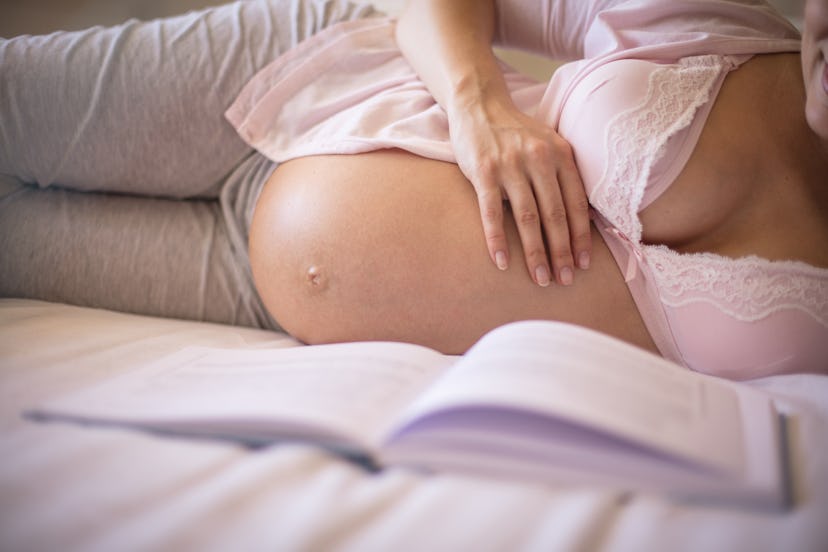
[449,94,591,286]
[396,0,590,286]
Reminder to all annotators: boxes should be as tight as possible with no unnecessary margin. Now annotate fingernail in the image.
[578,251,590,270]
[560,266,573,286]
[535,265,551,287]
[495,250,508,271]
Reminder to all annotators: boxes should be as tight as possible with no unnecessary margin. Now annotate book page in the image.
[390,321,752,474]
[31,342,453,451]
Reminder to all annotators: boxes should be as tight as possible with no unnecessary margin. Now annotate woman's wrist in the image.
[447,70,515,131]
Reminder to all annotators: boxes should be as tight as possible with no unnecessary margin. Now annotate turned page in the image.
[391,321,750,475]
[31,342,453,451]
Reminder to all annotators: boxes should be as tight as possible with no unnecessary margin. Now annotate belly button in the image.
[306,265,328,290]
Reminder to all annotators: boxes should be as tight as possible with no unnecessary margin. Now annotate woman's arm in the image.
[396,0,591,287]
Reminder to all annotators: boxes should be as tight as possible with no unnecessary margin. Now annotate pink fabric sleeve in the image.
[493,0,618,60]
[493,0,799,61]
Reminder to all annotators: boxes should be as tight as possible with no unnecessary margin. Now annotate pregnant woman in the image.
[1,0,826,379]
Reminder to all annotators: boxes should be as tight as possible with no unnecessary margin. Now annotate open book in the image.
[28,320,788,509]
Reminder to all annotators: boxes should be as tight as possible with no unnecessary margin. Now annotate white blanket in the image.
[1,298,827,551]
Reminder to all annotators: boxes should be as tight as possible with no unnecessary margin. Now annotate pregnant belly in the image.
[248,149,655,354]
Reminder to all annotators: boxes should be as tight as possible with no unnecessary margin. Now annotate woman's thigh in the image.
[250,150,657,355]
[0,183,273,329]
[0,0,377,198]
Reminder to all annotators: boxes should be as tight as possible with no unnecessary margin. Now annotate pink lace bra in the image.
[549,53,828,378]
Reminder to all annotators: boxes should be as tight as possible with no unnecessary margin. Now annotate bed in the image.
[2,0,827,550]
[1,298,827,551]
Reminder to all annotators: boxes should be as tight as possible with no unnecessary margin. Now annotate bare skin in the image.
[249,53,828,355]
[640,53,828,265]
[250,149,651,353]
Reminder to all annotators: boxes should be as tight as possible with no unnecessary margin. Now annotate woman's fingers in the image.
[526,136,592,285]
[528,175,572,286]
[558,153,592,272]
[469,139,590,286]
[506,178,553,286]
[474,172,510,271]
[471,157,553,285]
[453,102,589,286]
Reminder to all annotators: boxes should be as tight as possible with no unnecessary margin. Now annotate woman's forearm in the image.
[396,0,509,120]
[396,0,592,288]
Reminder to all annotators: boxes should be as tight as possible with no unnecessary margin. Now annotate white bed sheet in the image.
[1,298,827,552]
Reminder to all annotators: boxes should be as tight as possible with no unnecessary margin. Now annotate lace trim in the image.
[593,55,726,242]
[590,55,828,328]
[645,245,828,326]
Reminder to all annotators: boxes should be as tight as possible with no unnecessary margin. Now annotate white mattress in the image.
[1,298,827,551]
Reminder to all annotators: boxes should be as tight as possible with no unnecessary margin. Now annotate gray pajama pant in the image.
[0,0,377,330]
